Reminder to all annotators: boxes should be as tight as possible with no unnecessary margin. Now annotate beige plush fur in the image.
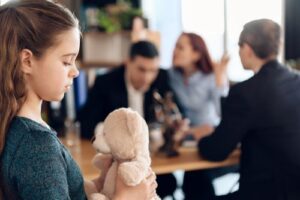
[90,108,160,200]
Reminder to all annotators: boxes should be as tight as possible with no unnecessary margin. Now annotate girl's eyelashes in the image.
[63,56,76,66]
[63,62,72,66]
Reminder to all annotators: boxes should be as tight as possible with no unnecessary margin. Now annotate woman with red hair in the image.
[157,32,237,200]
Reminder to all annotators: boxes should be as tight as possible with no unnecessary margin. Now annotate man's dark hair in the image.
[129,41,159,60]
[239,19,281,59]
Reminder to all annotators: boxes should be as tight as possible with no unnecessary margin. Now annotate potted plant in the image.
[97,1,143,33]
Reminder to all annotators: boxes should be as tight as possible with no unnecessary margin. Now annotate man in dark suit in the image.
[78,41,175,138]
[198,19,300,200]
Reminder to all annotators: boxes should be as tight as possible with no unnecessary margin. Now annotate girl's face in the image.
[26,28,80,102]
[172,35,200,70]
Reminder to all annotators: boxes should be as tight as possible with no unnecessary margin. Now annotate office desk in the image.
[64,139,240,180]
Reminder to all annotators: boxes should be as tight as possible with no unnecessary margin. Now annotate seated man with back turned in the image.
[199,19,300,200]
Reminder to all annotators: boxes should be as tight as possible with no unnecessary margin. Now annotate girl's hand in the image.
[91,154,113,192]
[84,154,113,198]
[114,168,158,200]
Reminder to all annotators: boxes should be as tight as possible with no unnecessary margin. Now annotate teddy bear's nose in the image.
[91,135,95,143]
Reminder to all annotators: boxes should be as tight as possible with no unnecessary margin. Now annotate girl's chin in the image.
[46,94,65,102]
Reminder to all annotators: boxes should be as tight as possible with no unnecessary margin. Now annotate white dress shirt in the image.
[125,72,145,118]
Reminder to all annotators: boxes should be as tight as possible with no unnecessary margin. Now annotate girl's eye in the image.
[63,62,71,66]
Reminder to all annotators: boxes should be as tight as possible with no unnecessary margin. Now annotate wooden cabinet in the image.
[82,31,131,67]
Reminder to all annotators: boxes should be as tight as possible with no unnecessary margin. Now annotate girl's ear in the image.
[19,49,34,74]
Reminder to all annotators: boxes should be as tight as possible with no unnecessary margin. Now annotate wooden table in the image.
[64,139,240,180]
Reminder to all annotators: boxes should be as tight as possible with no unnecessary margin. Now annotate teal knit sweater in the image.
[1,117,87,200]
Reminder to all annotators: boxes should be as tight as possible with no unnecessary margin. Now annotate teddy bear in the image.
[90,108,160,200]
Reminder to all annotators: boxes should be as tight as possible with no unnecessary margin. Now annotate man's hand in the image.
[189,124,214,141]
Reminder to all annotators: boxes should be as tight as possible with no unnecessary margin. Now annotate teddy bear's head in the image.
[93,108,151,186]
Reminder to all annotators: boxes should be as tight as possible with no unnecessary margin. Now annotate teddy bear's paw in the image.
[119,162,145,186]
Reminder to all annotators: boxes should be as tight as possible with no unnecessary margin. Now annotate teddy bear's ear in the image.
[125,110,145,137]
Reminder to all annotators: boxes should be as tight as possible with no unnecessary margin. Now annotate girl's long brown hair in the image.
[0,1,78,196]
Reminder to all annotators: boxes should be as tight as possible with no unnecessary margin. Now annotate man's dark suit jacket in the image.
[78,66,176,139]
[199,60,300,200]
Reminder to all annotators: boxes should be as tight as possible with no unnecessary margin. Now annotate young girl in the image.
[0,1,156,199]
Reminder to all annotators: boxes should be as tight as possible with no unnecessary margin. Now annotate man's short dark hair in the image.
[239,19,281,59]
[129,41,159,60]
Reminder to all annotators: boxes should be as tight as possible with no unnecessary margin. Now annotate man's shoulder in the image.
[98,66,124,79]
[229,62,278,93]
[229,62,300,99]
[94,66,125,86]
[148,68,169,90]
[229,78,253,93]
[154,68,169,83]
[158,68,168,76]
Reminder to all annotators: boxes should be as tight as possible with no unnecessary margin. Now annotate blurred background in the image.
[1,0,299,151]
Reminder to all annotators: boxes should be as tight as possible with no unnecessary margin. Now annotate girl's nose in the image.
[70,64,79,78]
